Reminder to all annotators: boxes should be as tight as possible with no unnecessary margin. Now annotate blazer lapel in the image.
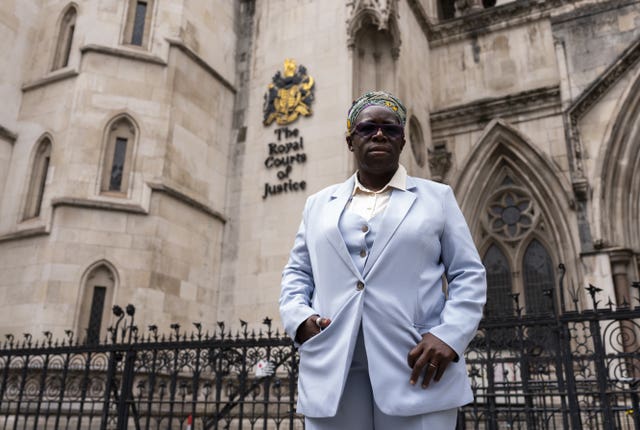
[363,179,417,277]
[323,175,362,279]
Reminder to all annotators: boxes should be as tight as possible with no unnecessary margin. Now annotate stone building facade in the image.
[0,0,638,340]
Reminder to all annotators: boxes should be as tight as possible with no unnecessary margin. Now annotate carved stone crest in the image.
[263,59,315,126]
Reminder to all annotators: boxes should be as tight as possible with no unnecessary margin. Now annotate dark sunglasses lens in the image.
[355,123,377,137]
[383,125,403,138]
[354,122,404,138]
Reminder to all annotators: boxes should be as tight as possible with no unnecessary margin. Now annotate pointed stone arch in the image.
[75,260,120,344]
[98,112,140,196]
[22,133,53,220]
[455,119,577,297]
[593,74,640,250]
[347,0,401,58]
[51,3,78,71]
[455,121,572,235]
[347,0,401,98]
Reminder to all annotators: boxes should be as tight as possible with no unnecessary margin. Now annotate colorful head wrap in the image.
[347,91,407,136]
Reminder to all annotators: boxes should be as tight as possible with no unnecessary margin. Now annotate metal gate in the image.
[1,272,639,429]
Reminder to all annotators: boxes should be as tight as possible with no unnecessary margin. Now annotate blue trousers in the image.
[305,327,458,430]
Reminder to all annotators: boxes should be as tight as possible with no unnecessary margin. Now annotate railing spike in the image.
[606,297,614,311]
[586,284,602,310]
[621,296,630,308]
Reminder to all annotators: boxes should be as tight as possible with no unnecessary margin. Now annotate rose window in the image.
[486,188,535,240]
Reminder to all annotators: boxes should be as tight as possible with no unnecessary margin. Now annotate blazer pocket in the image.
[298,320,334,352]
[298,293,357,353]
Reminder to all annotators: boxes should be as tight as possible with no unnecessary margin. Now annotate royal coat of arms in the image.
[263,59,315,126]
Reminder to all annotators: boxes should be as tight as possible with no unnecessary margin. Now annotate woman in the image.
[279,91,486,429]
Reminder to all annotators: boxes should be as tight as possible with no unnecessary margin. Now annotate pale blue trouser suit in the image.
[305,210,458,430]
[280,175,486,423]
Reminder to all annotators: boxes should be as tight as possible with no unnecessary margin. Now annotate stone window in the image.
[51,5,77,70]
[480,172,557,317]
[523,239,555,314]
[483,244,514,318]
[101,116,136,196]
[123,0,155,48]
[438,0,496,20]
[78,264,115,345]
[23,137,52,220]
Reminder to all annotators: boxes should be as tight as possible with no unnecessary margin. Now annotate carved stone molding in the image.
[430,85,561,135]
[455,0,484,17]
[347,0,401,58]
[608,248,635,305]
[568,35,640,123]
[406,0,575,46]
[428,141,452,182]
[609,248,633,270]
[0,226,48,244]
[21,68,78,93]
[571,177,590,202]
[0,125,18,143]
[565,34,640,195]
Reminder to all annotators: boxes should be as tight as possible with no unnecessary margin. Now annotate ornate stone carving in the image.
[406,0,578,46]
[486,188,536,241]
[454,0,484,17]
[430,85,561,135]
[566,35,640,187]
[347,0,401,58]
[480,174,542,243]
[427,141,452,182]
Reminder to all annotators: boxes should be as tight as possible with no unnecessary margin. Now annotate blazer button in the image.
[359,249,367,258]
[356,281,365,291]
[361,225,369,233]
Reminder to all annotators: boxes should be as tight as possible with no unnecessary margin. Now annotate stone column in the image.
[609,249,633,305]
[608,249,639,378]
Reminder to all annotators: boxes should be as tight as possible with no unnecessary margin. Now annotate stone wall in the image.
[0,0,639,337]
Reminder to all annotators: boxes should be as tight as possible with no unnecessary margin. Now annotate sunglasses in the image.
[352,122,404,139]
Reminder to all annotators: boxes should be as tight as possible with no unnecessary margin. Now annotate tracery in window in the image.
[480,169,557,319]
[486,180,536,241]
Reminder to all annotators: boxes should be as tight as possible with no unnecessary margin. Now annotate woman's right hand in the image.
[295,315,331,344]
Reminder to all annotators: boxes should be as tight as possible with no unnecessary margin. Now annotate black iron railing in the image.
[462,266,640,430]
[0,311,300,430]
[0,266,639,429]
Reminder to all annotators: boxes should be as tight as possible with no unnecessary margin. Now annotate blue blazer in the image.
[279,174,486,417]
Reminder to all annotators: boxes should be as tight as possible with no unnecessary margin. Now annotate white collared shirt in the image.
[346,165,407,221]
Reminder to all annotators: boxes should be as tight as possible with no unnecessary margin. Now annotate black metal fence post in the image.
[560,316,583,429]
[116,348,137,430]
[590,313,616,430]
[630,380,640,430]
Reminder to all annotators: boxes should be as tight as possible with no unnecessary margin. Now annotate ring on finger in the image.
[428,362,438,368]
[315,317,323,328]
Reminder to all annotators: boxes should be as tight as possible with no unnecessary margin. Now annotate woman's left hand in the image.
[407,333,458,388]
